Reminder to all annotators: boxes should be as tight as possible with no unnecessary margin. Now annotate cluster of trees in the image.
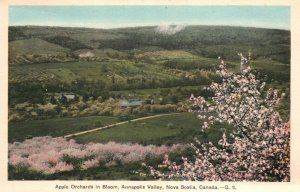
[109,75,217,92]
[162,60,215,71]
[8,80,216,121]
[8,136,185,174]
[9,74,216,107]
[8,27,26,41]
[8,79,110,106]
[148,87,213,105]
[9,53,78,66]
[42,36,92,50]
[8,99,180,122]
[9,81,46,105]
[253,69,290,84]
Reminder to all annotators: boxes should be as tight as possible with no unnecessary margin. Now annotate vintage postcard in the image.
[1,0,300,192]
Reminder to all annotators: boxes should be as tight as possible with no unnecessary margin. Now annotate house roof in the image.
[119,99,143,107]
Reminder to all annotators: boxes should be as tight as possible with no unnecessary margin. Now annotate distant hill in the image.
[8,25,290,109]
[9,25,290,64]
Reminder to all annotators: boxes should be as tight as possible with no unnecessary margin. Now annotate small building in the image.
[119,99,143,108]
[60,93,77,103]
[79,51,95,58]
[64,94,76,100]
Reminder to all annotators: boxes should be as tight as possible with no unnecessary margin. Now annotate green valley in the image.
[8,25,290,180]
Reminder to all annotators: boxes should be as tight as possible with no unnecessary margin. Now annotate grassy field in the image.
[8,116,119,143]
[9,52,221,83]
[8,25,290,85]
[72,112,232,146]
[9,38,70,56]
[8,163,151,180]
[8,25,290,145]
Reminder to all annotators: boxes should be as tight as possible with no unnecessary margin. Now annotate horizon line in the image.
[8,24,290,31]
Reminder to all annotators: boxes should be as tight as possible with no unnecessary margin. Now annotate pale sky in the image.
[9,6,290,30]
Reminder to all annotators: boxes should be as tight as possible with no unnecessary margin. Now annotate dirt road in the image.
[64,113,179,138]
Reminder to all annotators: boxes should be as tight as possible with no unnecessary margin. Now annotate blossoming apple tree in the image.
[8,136,185,174]
[150,57,290,181]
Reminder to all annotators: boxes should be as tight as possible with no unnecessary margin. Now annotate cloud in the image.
[155,22,187,35]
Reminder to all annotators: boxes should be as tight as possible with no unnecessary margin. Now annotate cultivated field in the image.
[8,25,290,180]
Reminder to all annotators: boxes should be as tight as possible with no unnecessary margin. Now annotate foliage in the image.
[9,97,182,122]
[150,59,290,181]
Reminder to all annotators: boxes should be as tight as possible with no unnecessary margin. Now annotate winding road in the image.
[64,113,179,138]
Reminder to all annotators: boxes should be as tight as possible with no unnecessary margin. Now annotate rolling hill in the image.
[7,25,291,181]
[8,25,290,108]
[9,25,290,63]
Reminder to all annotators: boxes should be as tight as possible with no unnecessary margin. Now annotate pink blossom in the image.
[9,136,187,174]
[150,58,290,182]
[80,159,99,169]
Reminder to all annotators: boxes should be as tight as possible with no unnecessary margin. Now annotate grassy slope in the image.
[8,116,119,143]
[9,38,70,56]
[8,112,231,146]
[8,25,289,85]
[73,113,232,145]
[9,53,219,83]
[8,25,290,143]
